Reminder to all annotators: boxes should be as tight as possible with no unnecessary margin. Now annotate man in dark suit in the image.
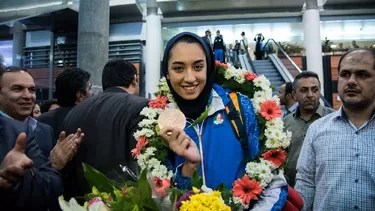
[62,60,149,201]
[38,68,93,140]
[0,67,55,158]
[202,29,212,50]
[0,116,63,210]
[0,67,84,171]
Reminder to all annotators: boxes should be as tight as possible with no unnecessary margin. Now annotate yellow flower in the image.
[101,192,112,201]
[92,186,99,195]
[179,192,230,211]
[192,187,200,194]
[83,201,88,209]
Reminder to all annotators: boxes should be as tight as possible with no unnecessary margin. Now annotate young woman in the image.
[159,32,288,210]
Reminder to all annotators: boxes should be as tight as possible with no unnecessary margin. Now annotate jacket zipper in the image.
[194,120,206,186]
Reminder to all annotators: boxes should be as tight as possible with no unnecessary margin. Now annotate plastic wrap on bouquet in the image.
[104,161,140,186]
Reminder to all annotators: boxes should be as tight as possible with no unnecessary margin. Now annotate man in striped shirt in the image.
[295,48,375,210]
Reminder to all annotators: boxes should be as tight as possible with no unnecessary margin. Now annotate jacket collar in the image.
[294,103,325,118]
[0,110,37,131]
[104,87,128,93]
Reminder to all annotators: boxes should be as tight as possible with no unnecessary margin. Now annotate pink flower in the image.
[152,176,171,197]
[131,136,148,158]
[149,96,168,109]
[260,100,282,120]
[88,197,102,207]
[244,72,257,81]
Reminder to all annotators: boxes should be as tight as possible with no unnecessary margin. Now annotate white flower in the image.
[264,128,285,140]
[253,89,272,101]
[149,158,173,179]
[257,159,273,188]
[266,118,284,130]
[272,95,281,105]
[224,69,233,80]
[251,97,265,112]
[140,107,159,120]
[281,130,292,148]
[137,147,157,170]
[224,67,248,84]
[235,73,246,84]
[134,128,155,139]
[232,196,249,209]
[253,75,271,90]
[166,93,174,102]
[245,160,273,188]
[138,119,158,128]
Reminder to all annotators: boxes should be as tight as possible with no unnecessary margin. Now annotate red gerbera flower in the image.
[149,95,168,109]
[131,136,148,158]
[233,175,262,205]
[152,177,171,197]
[260,100,282,120]
[244,72,257,81]
[221,63,228,68]
[262,148,287,168]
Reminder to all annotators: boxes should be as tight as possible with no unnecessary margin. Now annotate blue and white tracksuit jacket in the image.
[170,84,288,210]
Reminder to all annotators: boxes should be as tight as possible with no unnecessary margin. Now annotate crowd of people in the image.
[202,30,266,68]
[0,31,374,210]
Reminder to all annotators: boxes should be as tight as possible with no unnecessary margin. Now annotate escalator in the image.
[252,60,284,95]
[236,38,332,108]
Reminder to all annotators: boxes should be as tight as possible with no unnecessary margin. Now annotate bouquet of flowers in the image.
[59,163,160,211]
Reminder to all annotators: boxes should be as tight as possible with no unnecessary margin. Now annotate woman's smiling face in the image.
[167,42,207,100]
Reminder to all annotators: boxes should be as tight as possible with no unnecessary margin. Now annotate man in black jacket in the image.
[0,116,63,210]
[62,60,149,201]
[38,68,93,140]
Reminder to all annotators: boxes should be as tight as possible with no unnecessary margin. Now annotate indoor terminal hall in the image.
[0,0,374,210]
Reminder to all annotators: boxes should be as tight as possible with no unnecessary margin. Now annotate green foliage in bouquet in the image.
[82,163,159,211]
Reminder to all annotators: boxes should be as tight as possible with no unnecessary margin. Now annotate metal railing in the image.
[263,39,333,108]
[264,38,302,74]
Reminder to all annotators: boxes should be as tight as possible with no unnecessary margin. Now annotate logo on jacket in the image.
[213,113,224,125]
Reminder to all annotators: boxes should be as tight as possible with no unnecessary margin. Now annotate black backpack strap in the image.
[225,93,250,162]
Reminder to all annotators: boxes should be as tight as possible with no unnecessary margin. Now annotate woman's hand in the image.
[160,126,200,163]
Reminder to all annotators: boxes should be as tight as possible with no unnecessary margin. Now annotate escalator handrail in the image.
[264,38,302,74]
[244,47,257,74]
[264,39,333,108]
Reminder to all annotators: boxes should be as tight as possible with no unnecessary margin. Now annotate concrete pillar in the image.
[145,0,162,98]
[12,21,25,67]
[77,0,109,92]
[303,0,324,94]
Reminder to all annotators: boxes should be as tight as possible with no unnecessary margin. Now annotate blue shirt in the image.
[0,110,37,131]
[295,108,375,211]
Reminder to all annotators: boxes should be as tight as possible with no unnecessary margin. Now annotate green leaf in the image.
[132,205,140,211]
[167,188,185,210]
[215,183,227,192]
[191,168,203,188]
[82,163,118,193]
[188,106,209,128]
[137,169,159,211]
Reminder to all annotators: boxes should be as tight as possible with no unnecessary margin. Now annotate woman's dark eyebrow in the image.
[193,60,204,64]
[171,61,184,65]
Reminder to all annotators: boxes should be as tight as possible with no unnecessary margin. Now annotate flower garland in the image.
[132,61,291,210]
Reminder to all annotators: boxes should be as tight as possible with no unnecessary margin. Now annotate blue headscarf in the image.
[162,32,216,119]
